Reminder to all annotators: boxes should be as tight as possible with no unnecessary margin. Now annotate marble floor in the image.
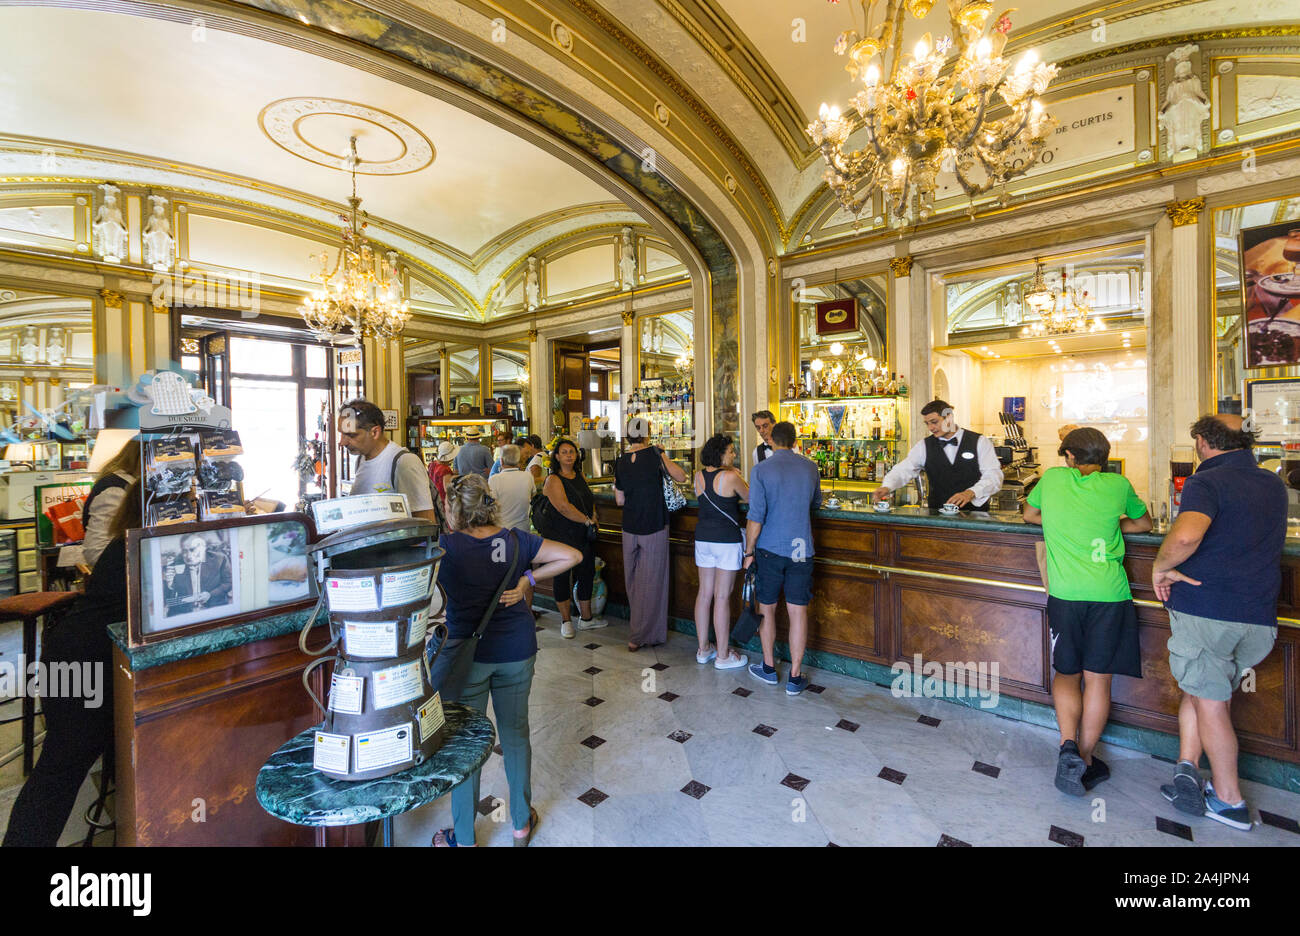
[3,611,1299,847]
[396,609,1300,847]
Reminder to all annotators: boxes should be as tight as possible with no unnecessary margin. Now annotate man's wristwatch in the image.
[524,570,536,587]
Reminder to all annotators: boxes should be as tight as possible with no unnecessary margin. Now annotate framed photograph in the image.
[815,298,858,336]
[127,513,317,646]
[1244,376,1300,446]
[1240,219,1300,368]
[1105,458,1126,475]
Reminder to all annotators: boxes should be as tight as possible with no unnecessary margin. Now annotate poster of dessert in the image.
[1240,219,1300,368]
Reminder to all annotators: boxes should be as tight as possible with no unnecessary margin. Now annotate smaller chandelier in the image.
[302,137,410,344]
[1020,258,1103,337]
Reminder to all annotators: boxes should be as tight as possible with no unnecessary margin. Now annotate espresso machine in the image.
[994,411,1040,511]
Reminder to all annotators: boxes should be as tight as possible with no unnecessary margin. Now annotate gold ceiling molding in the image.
[1054,26,1300,70]
[654,0,815,166]
[99,288,123,309]
[566,0,788,244]
[469,201,636,270]
[258,97,436,174]
[889,257,915,278]
[1007,0,1207,49]
[620,309,635,325]
[1165,198,1206,227]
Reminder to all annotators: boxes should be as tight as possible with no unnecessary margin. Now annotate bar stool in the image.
[0,591,80,775]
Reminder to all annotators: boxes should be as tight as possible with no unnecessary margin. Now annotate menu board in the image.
[1244,377,1300,444]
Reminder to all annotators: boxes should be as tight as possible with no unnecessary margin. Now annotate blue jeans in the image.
[450,655,536,844]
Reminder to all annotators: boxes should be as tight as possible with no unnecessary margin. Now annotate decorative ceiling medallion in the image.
[259,98,435,175]
[654,101,671,126]
[725,174,737,194]
[552,21,574,52]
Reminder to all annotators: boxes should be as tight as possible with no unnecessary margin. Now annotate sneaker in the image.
[1203,782,1252,831]
[748,662,779,686]
[715,651,748,671]
[786,673,810,696]
[560,620,575,639]
[696,644,717,665]
[1162,761,1206,817]
[576,617,608,631]
[1081,756,1110,791]
[1054,740,1086,796]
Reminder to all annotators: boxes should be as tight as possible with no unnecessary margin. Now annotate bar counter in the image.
[585,489,1300,782]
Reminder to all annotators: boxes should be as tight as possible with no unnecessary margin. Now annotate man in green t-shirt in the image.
[1024,427,1152,796]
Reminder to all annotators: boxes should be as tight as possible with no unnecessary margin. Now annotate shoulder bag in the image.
[659,448,687,512]
[426,529,522,700]
[730,565,761,646]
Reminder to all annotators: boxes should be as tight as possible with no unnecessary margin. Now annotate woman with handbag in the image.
[693,433,749,670]
[431,474,580,847]
[614,417,689,651]
[542,438,601,638]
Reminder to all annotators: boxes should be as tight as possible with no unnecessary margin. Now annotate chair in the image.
[0,591,80,775]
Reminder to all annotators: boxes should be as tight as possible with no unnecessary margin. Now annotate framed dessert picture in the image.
[1240,220,1300,368]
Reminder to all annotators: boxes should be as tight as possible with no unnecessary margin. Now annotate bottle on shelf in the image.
[896,374,908,396]
[871,408,882,441]
[886,372,898,395]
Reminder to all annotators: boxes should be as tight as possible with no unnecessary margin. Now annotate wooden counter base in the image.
[579,503,1299,767]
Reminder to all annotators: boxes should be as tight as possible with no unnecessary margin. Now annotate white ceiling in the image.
[0,6,613,256]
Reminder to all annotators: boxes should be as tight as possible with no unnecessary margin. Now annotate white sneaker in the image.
[560,620,575,639]
[696,644,717,665]
[576,617,608,630]
[715,651,748,671]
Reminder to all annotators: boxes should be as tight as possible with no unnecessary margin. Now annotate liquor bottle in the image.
[786,374,797,400]
[896,374,908,396]
[871,408,882,441]
[886,372,898,395]
[876,452,887,479]
[865,455,875,482]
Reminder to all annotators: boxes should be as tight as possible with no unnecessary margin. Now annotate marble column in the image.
[438,346,450,417]
[620,308,637,418]
[98,288,129,387]
[890,256,923,445]
[528,327,543,439]
[479,339,491,409]
[1166,197,1206,430]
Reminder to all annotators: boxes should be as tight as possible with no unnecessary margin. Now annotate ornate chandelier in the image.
[301,136,410,343]
[1020,258,1102,337]
[808,0,1059,222]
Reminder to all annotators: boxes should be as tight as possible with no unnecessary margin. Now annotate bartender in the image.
[874,399,1003,511]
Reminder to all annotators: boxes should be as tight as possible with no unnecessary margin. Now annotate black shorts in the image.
[754,548,814,607]
[1047,597,1142,677]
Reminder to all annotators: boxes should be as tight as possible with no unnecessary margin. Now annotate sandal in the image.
[432,827,460,847]
[513,807,540,847]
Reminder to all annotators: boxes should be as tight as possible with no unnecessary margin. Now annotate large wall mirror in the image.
[791,274,888,396]
[637,308,693,383]
[446,344,480,414]
[0,286,94,468]
[489,341,530,433]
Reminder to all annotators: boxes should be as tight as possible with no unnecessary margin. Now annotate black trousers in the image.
[2,621,113,848]
[553,538,595,606]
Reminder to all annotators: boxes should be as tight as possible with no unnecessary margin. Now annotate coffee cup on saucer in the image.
[939,503,960,515]
[873,500,892,512]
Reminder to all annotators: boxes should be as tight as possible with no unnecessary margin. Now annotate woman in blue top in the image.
[432,474,580,847]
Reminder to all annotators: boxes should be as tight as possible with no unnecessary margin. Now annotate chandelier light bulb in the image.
[810,357,824,372]
[1017,49,1039,74]
[865,63,881,87]
[914,37,931,61]
[829,341,844,356]
[975,37,992,60]
[864,357,878,372]
[819,102,830,119]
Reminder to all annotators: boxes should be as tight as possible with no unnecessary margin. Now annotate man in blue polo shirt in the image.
[743,421,822,695]
[1152,414,1287,831]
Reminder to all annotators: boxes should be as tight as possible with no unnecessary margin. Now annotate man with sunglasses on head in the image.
[874,399,1002,511]
[338,399,438,521]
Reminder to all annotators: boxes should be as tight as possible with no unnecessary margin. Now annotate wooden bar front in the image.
[582,499,1299,766]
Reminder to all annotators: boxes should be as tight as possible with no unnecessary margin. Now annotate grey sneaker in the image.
[1054,740,1086,796]
[1203,782,1252,831]
[1161,761,1206,817]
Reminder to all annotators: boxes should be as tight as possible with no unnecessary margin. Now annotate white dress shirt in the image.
[879,428,1003,506]
[752,441,774,465]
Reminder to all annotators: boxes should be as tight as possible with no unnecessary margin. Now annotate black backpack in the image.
[529,488,552,536]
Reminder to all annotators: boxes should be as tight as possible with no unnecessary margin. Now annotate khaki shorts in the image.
[1167,609,1277,702]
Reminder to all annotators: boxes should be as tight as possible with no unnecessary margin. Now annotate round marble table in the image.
[256,702,495,846]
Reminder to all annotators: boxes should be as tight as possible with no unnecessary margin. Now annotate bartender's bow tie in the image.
[940,436,959,447]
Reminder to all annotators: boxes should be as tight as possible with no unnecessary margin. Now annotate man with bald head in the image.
[1152,413,1287,831]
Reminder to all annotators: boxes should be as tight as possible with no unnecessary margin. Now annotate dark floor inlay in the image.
[578,788,609,807]
[1259,810,1299,834]
[917,715,942,727]
[583,666,603,675]
[680,780,711,799]
[476,795,497,816]
[583,643,602,650]
[580,735,606,749]
[732,687,752,698]
[583,696,604,707]
[1156,816,1194,841]
[937,834,972,847]
[667,730,693,744]
[752,724,777,737]
[658,691,679,702]
[781,773,810,792]
[650,662,669,671]
[835,719,860,733]
[1048,825,1084,847]
[878,767,907,785]
[972,761,1001,779]
[806,684,826,694]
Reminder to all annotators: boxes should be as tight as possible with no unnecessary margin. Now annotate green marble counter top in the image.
[107,604,329,672]
[592,487,1300,556]
[256,703,494,827]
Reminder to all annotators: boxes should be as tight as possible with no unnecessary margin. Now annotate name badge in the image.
[961,451,976,459]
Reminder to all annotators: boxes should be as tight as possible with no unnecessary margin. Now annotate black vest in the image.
[755,443,772,463]
[923,430,987,511]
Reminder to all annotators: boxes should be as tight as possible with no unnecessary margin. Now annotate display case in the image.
[407,416,512,464]
[0,527,17,599]
[626,376,696,476]
[779,394,911,491]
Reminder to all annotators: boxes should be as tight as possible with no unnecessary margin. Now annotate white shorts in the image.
[695,540,744,572]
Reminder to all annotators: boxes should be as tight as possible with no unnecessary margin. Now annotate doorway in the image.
[553,335,621,479]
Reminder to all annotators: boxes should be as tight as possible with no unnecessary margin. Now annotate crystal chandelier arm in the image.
[883,0,906,85]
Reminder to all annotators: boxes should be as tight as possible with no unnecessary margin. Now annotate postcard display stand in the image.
[304,499,449,781]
